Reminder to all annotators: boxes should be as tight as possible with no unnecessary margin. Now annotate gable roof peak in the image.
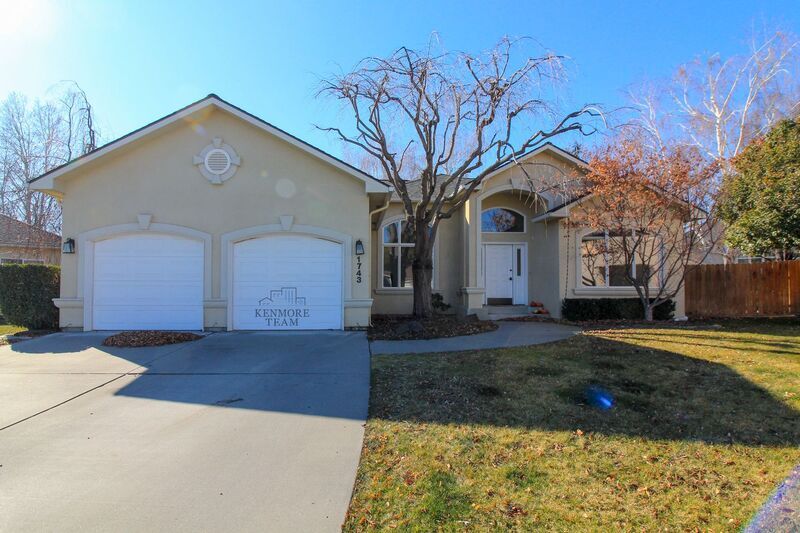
[29,93,389,193]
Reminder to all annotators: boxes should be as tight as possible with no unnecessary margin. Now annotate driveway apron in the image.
[0,331,369,533]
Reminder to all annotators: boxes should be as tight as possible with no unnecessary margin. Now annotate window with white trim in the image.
[580,230,660,287]
[0,258,44,265]
[381,220,416,288]
[380,219,436,289]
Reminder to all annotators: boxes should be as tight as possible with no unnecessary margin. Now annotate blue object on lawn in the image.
[586,386,614,410]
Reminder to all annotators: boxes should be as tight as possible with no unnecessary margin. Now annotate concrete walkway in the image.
[370,321,580,355]
[0,331,369,533]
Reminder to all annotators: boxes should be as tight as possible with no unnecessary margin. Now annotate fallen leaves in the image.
[102,330,203,347]
[368,315,498,341]
[504,501,528,517]
[344,323,800,531]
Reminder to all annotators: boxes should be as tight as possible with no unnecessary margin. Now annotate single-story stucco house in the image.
[0,213,60,265]
[28,94,684,331]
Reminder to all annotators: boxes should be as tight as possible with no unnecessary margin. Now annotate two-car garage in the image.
[91,233,343,331]
[32,95,386,331]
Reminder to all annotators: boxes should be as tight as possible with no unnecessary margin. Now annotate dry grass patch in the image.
[0,325,55,345]
[345,320,800,531]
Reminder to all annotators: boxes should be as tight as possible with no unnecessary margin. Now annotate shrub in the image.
[0,264,60,329]
[561,298,675,321]
[432,293,451,313]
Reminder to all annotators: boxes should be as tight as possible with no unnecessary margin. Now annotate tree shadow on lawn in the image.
[605,336,800,358]
[613,331,800,356]
[370,333,800,446]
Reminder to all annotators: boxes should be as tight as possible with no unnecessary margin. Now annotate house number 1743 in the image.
[355,256,363,284]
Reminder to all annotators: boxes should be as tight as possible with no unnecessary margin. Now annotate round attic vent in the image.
[193,137,240,184]
[204,148,231,175]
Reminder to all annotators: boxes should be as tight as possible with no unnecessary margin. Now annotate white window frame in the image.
[378,216,436,291]
[577,229,664,289]
[480,206,526,234]
[0,258,44,265]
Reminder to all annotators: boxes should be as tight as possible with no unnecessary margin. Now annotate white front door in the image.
[232,235,343,330]
[92,234,204,330]
[484,244,514,303]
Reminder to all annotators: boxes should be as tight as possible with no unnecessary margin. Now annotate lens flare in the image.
[275,178,296,198]
[585,386,614,410]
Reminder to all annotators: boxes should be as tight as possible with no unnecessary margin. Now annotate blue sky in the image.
[1,0,798,157]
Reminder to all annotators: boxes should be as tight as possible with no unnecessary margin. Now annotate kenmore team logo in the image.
[255,287,310,327]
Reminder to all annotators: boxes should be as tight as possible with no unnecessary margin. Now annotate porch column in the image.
[460,194,486,317]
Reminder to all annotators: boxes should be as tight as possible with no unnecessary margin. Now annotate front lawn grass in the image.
[345,320,800,531]
[0,324,27,336]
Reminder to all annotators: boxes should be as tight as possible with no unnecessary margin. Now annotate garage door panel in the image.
[94,258,203,281]
[93,281,203,306]
[92,306,202,331]
[232,304,342,330]
[93,235,203,330]
[232,235,343,330]
[235,237,340,257]
[233,283,342,306]
[96,236,202,256]
[235,260,340,280]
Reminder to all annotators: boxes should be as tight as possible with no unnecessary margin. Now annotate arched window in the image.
[481,208,525,233]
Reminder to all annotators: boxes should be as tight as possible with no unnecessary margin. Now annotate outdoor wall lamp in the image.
[62,238,75,254]
[355,239,365,255]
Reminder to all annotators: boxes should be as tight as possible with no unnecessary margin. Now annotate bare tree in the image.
[0,83,98,237]
[630,30,799,170]
[573,134,720,320]
[319,37,601,317]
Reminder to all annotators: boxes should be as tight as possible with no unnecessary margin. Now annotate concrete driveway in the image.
[0,331,370,533]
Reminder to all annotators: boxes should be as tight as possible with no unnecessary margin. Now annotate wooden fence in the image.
[685,260,800,318]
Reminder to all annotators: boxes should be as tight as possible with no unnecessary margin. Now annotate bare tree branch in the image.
[0,84,101,236]
[317,37,602,316]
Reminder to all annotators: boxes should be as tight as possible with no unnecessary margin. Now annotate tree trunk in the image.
[412,223,435,318]
[643,303,654,321]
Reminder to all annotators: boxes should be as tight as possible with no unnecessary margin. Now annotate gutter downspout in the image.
[367,193,392,327]
[369,194,392,221]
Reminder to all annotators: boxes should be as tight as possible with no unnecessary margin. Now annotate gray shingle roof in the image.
[383,176,468,201]
[0,214,60,248]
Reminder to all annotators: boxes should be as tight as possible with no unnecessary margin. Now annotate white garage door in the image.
[232,235,343,330]
[92,234,203,330]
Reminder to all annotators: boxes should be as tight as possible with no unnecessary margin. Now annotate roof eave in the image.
[531,206,570,223]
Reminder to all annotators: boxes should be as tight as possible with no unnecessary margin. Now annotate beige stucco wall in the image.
[53,107,375,329]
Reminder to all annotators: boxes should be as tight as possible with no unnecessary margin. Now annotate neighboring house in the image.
[29,95,685,332]
[0,214,60,265]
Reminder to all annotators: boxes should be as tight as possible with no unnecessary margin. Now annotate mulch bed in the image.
[102,331,203,348]
[368,314,498,341]
[498,315,553,322]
